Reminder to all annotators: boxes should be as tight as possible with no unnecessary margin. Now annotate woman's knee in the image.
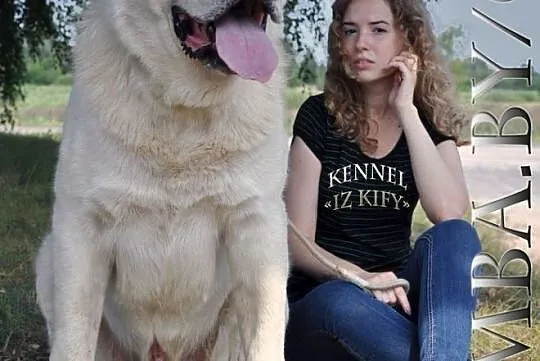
[419,218,482,260]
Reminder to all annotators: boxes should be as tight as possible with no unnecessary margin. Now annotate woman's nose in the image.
[355,31,369,51]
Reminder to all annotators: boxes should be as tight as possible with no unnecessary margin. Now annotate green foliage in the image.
[23,42,73,86]
[1,1,26,128]
[287,54,327,88]
[25,61,72,86]
[438,24,465,60]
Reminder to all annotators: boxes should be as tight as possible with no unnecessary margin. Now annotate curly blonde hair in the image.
[325,0,467,152]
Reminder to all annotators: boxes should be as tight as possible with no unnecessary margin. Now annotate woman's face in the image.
[340,0,405,84]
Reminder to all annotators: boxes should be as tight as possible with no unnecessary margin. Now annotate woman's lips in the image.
[354,58,375,70]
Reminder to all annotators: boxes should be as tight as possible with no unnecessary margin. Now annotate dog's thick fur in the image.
[34,0,290,360]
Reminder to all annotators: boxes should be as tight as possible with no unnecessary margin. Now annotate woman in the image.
[284,0,482,360]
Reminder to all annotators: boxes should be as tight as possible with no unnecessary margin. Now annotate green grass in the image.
[0,133,59,359]
[461,88,540,143]
[460,89,540,104]
[13,84,71,127]
[11,84,540,143]
[18,85,70,109]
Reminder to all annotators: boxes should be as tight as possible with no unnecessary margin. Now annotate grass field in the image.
[11,85,70,127]
[0,133,59,360]
[10,85,540,140]
[1,84,539,359]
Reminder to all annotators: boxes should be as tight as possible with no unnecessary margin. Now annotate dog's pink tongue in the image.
[215,15,278,83]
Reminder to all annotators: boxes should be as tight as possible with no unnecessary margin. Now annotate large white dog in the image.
[34,0,290,360]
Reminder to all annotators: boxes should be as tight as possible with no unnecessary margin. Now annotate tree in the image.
[1,0,82,128]
[438,24,465,61]
[0,0,438,128]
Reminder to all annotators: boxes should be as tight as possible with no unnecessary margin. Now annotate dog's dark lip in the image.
[171,2,270,73]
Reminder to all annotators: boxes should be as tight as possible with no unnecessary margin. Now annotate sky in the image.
[427,0,539,69]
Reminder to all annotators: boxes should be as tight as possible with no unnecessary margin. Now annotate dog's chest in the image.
[107,204,232,317]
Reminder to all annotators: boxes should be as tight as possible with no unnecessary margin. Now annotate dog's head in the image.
[87,0,285,108]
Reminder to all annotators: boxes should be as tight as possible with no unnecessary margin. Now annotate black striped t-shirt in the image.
[287,93,455,302]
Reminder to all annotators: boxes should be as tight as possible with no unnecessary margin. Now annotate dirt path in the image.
[1,125,62,135]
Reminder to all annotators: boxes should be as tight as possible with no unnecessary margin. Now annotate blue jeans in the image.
[284,219,482,361]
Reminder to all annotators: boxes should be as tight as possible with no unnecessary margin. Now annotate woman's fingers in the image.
[395,287,411,315]
[387,53,418,73]
[386,291,397,305]
[373,288,410,316]
[373,290,384,302]
[368,272,410,314]
[372,289,398,306]
[385,61,411,80]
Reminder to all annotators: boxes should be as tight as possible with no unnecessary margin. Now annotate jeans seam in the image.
[426,234,435,361]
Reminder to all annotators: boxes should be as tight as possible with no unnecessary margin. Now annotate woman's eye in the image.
[374,28,387,33]
[343,28,356,35]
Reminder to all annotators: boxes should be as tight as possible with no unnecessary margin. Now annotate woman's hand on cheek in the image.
[385,51,418,114]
